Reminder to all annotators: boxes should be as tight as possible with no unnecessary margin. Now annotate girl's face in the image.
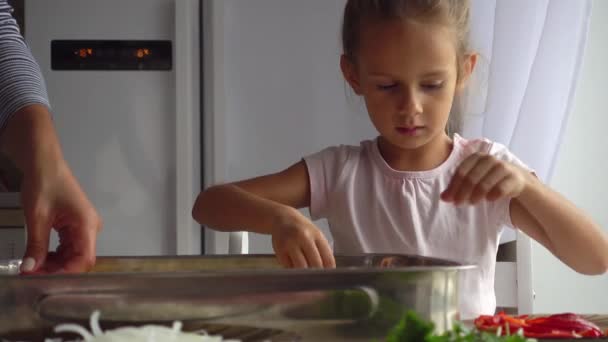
[342,19,475,151]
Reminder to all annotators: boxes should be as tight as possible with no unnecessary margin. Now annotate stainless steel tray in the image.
[0,254,474,341]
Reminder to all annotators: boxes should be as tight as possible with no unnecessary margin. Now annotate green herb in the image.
[386,311,536,342]
[386,311,435,342]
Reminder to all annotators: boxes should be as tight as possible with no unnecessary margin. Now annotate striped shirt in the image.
[0,0,50,130]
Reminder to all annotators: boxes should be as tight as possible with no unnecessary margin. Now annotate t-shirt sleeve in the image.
[487,141,535,230]
[303,145,352,220]
[0,1,51,130]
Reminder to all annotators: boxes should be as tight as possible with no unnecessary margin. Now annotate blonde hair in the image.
[342,0,470,76]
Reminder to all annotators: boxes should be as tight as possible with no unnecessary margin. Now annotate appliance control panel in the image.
[51,40,172,71]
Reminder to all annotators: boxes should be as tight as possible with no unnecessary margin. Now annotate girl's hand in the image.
[441,153,530,205]
[271,208,336,269]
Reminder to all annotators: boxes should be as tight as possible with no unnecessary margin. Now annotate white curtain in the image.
[458,0,592,313]
[458,0,592,245]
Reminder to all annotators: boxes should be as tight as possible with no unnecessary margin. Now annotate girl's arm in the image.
[510,173,608,275]
[193,161,310,233]
[442,153,608,275]
[193,161,335,268]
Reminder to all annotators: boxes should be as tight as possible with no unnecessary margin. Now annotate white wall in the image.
[533,0,608,313]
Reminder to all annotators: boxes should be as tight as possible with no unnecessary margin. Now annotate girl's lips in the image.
[395,126,424,136]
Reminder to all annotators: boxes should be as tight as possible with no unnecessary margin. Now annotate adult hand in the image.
[0,104,101,274]
[19,159,101,274]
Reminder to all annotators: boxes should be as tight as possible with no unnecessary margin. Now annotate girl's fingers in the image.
[487,176,519,201]
[301,239,324,268]
[452,157,497,204]
[275,251,292,268]
[290,248,309,269]
[316,238,336,268]
[470,164,509,204]
[442,154,481,202]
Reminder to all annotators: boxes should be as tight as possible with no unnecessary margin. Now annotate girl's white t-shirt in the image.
[304,134,530,319]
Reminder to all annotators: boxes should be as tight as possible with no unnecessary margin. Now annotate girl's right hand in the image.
[271,208,336,269]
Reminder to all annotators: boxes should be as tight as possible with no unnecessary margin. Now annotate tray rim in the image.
[0,253,477,279]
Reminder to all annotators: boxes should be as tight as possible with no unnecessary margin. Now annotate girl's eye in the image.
[421,82,444,90]
[377,83,397,91]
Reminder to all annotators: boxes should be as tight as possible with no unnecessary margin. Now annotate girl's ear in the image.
[340,55,363,95]
[456,53,478,93]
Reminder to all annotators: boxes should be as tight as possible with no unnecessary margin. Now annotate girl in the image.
[193,0,608,318]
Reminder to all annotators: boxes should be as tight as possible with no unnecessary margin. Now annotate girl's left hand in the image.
[441,153,529,205]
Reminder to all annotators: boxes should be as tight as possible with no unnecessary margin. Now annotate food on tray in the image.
[44,311,240,342]
[475,312,606,338]
[386,311,535,341]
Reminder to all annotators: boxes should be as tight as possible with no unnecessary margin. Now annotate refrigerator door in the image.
[25,0,201,256]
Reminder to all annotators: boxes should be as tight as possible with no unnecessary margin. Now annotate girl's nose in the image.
[397,89,422,116]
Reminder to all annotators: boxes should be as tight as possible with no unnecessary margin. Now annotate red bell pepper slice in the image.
[474,312,605,338]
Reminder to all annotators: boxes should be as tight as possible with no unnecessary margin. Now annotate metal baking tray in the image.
[0,254,473,341]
